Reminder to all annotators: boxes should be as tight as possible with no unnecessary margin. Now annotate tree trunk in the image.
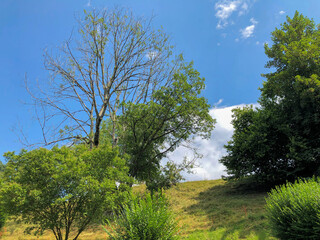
[93,117,102,147]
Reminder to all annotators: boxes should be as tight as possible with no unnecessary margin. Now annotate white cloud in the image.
[215,0,256,29]
[168,103,258,181]
[235,38,239,42]
[240,25,255,38]
[86,0,91,7]
[215,0,241,29]
[250,17,258,25]
[239,2,249,16]
[279,10,285,15]
[215,99,223,106]
[240,18,258,39]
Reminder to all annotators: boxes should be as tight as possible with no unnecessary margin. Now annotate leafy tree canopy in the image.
[119,61,214,186]
[1,145,132,240]
[221,11,320,184]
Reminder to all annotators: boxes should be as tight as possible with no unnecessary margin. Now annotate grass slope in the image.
[1,179,276,240]
[167,180,276,239]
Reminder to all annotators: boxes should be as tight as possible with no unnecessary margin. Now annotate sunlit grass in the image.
[0,221,106,240]
[1,179,276,239]
[164,179,276,239]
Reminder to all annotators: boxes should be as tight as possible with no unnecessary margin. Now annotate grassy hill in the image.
[0,179,277,240]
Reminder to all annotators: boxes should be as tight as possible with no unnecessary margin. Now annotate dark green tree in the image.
[221,106,292,183]
[261,11,320,178]
[221,11,320,183]
[1,145,132,240]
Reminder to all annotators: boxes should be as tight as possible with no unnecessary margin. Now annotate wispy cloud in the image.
[240,17,258,38]
[279,10,285,15]
[250,17,258,25]
[239,2,249,16]
[240,25,255,38]
[215,0,256,29]
[215,0,240,29]
[215,99,224,106]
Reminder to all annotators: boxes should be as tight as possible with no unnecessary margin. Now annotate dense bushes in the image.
[106,193,179,240]
[266,179,320,240]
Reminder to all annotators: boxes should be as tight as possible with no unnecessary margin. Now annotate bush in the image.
[266,178,320,240]
[1,145,132,240]
[106,193,179,240]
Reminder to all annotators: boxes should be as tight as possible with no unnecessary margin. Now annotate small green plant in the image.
[106,193,179,240]
[266,178,320,240]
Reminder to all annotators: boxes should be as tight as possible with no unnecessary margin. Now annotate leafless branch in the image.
[24,8,180,148]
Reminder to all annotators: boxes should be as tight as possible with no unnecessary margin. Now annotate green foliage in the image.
[222,11,320,184]
[106,193,179,240]
[221,106,291,183]
[120,61,215,188]
[266,178,320,240]
[146,161,185,193]
[1,145,132,240]
[0,162,6,230]
[261,12,320,177]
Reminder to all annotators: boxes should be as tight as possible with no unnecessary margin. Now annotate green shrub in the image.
[1,145,131,239]
[266,178,320,240]
[106,193,179,240]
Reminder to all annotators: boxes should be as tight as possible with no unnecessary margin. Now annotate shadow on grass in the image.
[184,180,274,240]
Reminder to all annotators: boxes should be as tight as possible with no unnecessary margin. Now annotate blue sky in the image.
[1,0,320,179]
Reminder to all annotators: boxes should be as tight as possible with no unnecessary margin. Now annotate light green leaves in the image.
[119,61,214,189]
[1,145,132,239]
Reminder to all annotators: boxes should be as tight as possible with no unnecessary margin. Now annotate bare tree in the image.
[26,8,179,148]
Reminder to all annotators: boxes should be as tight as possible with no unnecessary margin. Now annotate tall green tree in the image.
[261,11,320,177]
[1,145,131,240]
[221,11,320,183]
[119,61,214,187]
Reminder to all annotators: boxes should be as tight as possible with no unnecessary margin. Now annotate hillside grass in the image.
[0,179,276,240]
